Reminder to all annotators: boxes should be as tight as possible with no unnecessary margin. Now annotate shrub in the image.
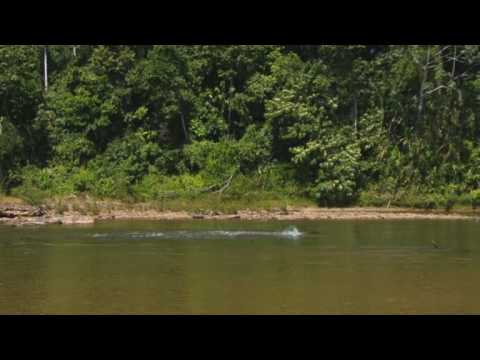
[470,189,480,210]
[237,125,273,171]
[10,165,74,203]
[184,140,240,182]
[11,186,49,206]
[309,147,361,207]
[70,168,96,194]
[291,127,362,207]
[357,190,392,207]
[91,174,131,200]
[53,135,96,167]
[256,164,301,196]
[132,171,207,202]
[88,131,164,183]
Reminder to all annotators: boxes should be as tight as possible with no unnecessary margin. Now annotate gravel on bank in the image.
[1,204,478,226]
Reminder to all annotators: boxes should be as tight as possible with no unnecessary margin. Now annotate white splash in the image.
[92,233,109,238]
[92,227,303,240]
[128,232,165,238]
[280,226,303,239]
[206,226,303,239]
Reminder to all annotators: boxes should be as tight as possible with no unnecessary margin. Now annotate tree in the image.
[0,46,44,174]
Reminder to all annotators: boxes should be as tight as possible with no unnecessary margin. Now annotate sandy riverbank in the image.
[0,203,478,226]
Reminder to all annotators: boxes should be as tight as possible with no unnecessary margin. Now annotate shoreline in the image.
[1,204,478,226]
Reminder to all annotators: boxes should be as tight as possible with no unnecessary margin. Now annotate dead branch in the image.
[156,171,238,200]
[216,171,237,195]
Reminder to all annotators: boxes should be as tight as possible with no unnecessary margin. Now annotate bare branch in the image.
[425,85,449,95]
[215,171,237,195]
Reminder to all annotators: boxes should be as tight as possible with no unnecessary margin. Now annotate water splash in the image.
[281,226,303,238]
[92,232,165,239]
[92,226,303,240]
[128,232,165,239]
[185,226,303,239]
[92,233,109,238]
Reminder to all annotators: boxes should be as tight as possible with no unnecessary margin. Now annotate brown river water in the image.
[0,219,479,314]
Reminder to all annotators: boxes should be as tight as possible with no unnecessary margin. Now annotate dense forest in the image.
[2,45,480,210]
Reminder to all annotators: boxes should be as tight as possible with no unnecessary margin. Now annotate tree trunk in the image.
[451,45,456,78]
[180,112,189,143]
[417,47,431,129]
[353,94,358,135]
[44,47,48,92]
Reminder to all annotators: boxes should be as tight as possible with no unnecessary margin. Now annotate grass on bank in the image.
[0,193,25,205]
[4,166,480,215]
[3,189,480,217]
[27,194,315,216]
[5,166,316,214]
[357,188,480,212]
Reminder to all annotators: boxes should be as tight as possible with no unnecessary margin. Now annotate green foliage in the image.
[0,117,23,187]
[0,46,45,187]
[291,126,362,206]
[53,135,96,166]
[470,190,480,209]
[70,168,96,193]
[88,130,164,183]
[256,164,304,197]
[132,172,206,201]
[5,45,480,209]
[91,174,131,200]
[11,165,74,199]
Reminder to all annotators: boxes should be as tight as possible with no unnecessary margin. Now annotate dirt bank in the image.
[0,203,478,226]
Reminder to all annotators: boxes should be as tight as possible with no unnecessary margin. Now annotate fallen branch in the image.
[154,171,238,200]
[216,171,237,195]
[198,183,222,194]
[0,205,46,218]
[0,210,15,218]
[157,191,180,199]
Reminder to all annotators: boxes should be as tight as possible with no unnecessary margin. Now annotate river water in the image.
[0,219,479,314]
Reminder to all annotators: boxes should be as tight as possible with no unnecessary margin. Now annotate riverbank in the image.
[0,200,478,226]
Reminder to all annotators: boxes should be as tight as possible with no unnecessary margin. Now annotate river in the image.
[0,219,479,314]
